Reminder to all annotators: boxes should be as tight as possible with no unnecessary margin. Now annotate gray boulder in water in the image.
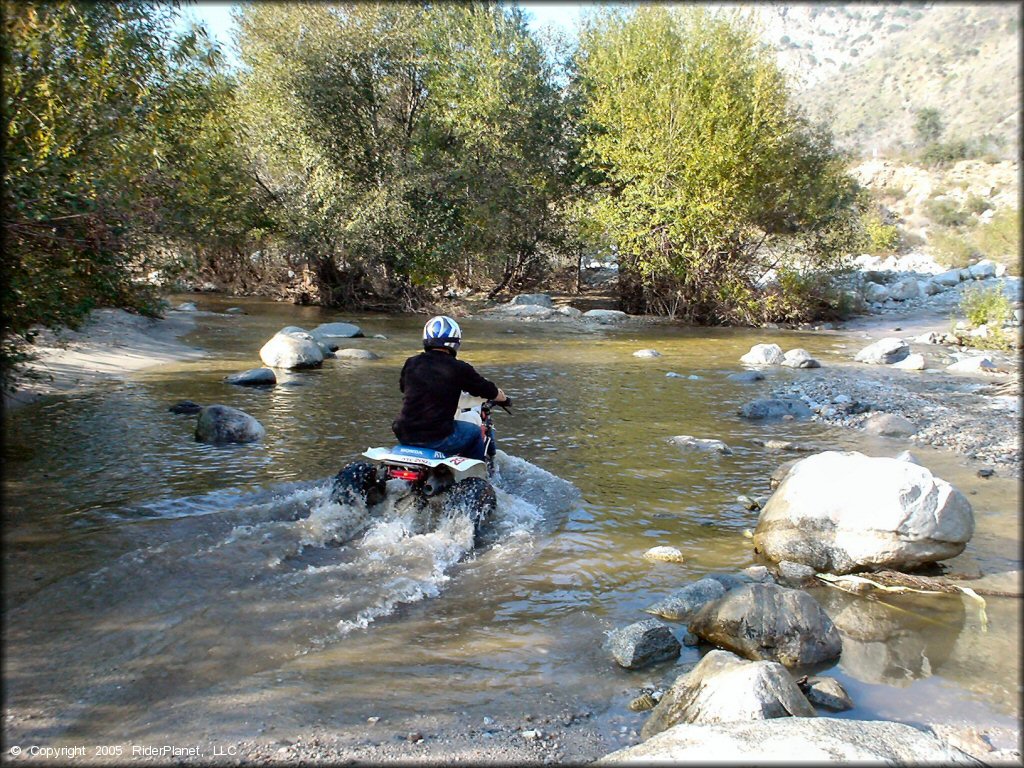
[739,398,812,420]
[310,322,364,341]
[854,337,910,365]
[259,329,324,369]
[334,348,380,360]
[169,400,203,415]
[688,583,842,667]
[606,619,681,670]
[740,343,785,366]
[195,405,265,444]
[224,367,277,386]
[641,649,815,739]
[598,718,982,764]
[646,577,727,621]
[752,451,974,573]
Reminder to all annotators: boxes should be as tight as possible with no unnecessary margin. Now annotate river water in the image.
[3,296,1020,756]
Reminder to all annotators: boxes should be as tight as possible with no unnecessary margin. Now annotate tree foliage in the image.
[572,6,863,322]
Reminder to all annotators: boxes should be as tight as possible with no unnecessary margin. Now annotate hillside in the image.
[744,3,1020,158]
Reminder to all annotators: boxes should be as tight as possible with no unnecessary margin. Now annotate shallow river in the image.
[3,296,1020,755]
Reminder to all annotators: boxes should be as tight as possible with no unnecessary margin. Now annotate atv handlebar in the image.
[485,397,512,413]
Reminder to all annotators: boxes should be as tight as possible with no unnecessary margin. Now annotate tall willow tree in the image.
[573,6,863,322]
[232,2,567,308]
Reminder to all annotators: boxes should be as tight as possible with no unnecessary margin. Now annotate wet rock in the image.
[633,349,661,358]
[774,560,818,588]
[801,676,853,712]
[195,405,265,444]
[688,583,842,667]
[556,306,583,318]
[892,352,927,370]
[854,337,910,365]
[224,367,277,386]
[740,343,785,366]
[259,329,324,370]
[599,718,983,764]
[169,400,202,415]
[862,413,918,437]
[510,293,554,308]
[754,439,817,453]
[643,546,686,564]
[335,348,380,360]
[769,458,800,490]
[781,349,820,368]
[727,370,765,382]
[606,619,681,670]
[310,321,364,340]
[668,435,733,455]
[753,451,974,574]
[641,650,815,739]
[175,302,197,312]
[646,578,727,622]
[739,398,812,420]
[225,307,246,314]
[977,468,995,478]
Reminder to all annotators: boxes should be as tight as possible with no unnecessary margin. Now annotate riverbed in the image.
[2,296,1020,762]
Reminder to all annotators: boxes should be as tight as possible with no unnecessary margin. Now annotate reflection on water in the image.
[2,296,1020,748]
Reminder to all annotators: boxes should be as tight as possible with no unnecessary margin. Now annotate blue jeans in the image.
[418,420,486,460]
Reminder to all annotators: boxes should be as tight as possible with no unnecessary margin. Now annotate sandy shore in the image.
[3,308,206,412]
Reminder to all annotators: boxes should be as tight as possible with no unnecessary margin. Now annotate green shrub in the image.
[973,209,1020,274]
[924,197,970,228]
[929,228,977,268]
[965,194,991,215]
[863,212,900,253]
[921,139,969,167]
[959,283,1013,328]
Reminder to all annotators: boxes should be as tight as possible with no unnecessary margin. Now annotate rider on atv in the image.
[391,315,510,461]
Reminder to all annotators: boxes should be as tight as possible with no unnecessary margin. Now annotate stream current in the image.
[3,296,1020,754]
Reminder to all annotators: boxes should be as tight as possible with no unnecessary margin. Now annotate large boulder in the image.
[740,343,785,366]
[862,412,918,437]
[688,583,842,667]
[967,259,997,280]
[752,451,974,574]
[641,650,815,739]
[606,619,681,670]
[738,398,812,420]
[510,293,554,308]
[864,282,890,303]
[492,303,557,320]
[195,405,265,444]
[259,329,324,369]
[933,268,963,287]
[598,718,982,764]
[854,337,910,365]
[889,277,921,301]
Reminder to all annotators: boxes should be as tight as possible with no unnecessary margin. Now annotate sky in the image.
[178,1,593,65]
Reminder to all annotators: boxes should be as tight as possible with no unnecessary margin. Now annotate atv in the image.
[331,396,511,544]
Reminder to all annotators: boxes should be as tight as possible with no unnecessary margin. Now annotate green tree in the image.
[573,6,863,321]
[1,1,241,374]
[914,107,944,145]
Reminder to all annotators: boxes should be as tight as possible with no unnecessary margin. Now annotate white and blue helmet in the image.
[423,315,462,351]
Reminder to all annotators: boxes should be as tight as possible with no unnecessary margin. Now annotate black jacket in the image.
[392,350,499,444]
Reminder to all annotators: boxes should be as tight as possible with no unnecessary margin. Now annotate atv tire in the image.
[331,461,385,506]
[442,477,497,546]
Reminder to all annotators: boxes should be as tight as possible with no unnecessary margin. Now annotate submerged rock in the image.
[727,371,765,382]
[641,650,816,739]
[643,546,686,564]
[633,348,661,358]
[668,435,733,455]
[607,619,681,670]
[752,451,974,574]
[739,398,812,420]
[169,400,203,415]
[688,583,842,667]
[224,367,277,386]
[310,321,364,339]
[195,405,265,444]
[335,348,380,360]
